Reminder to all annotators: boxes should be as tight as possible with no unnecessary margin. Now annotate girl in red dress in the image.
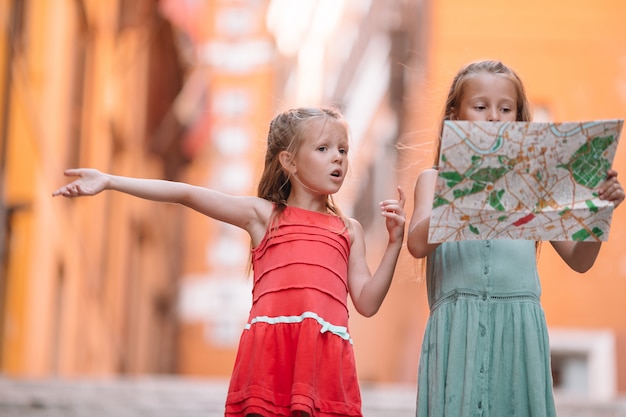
[53,106,406,417]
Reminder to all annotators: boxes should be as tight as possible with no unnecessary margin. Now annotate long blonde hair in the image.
[434,60,532,165]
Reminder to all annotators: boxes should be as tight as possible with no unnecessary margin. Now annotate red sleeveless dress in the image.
[225,206,362,417]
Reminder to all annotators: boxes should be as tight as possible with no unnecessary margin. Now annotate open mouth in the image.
[331,170,342,178]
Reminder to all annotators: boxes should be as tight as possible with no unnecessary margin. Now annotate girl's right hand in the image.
[52,168,109,198]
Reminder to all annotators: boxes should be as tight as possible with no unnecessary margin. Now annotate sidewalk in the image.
[2,376,626,417]
[0,376,416,417]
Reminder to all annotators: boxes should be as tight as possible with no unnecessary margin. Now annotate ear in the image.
[449,108,457,120]
[279,150,296,174]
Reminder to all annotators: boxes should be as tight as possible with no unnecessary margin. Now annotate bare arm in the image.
[52,168,273,245]
[550,169,624,272]
[348,187,406,317]
[407,168,440,259]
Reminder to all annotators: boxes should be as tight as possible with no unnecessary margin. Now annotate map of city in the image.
[429,120,623,242]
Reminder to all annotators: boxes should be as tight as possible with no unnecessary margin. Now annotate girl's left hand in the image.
[380,186,406,243]
[598,169,625,209]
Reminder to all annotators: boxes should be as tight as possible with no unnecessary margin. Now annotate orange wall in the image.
[1,0,186,376]
[399,0,626,391]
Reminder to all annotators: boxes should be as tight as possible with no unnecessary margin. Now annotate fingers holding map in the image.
[429,120,623,243]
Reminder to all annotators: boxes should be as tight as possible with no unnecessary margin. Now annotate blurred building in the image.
[1,0,626,408]
[0,0,420,380]
[0,0,194,375]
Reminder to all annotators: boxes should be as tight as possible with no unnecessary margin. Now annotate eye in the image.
[474,105,486,111]
[501,107,512,113]
[318,146,328,152]
[339,147,348,155]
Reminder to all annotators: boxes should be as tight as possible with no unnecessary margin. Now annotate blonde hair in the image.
[434,60,532,165]
[257,106,349,218]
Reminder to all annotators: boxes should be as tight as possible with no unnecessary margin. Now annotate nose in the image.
[487,108,499,122]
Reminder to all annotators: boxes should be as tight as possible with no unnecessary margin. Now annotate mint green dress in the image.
[416,240,557,417]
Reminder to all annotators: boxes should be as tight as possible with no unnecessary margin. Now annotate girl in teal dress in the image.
[407,60,625,417]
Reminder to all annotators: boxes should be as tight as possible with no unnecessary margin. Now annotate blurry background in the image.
[1,0,626,414]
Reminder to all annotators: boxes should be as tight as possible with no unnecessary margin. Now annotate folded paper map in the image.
[429,120,623,242]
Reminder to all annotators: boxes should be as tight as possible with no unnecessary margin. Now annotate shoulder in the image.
[419,167,439,179]
[247,197,275,246]
[414,167,439,191]
[255,197,275,215]
[240,195,274,223]
[346,217,362,231]
[345,217,364,247]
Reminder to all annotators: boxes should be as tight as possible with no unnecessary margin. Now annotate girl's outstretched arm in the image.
[52,168,273,245]
[407,168,440,259]
[347,186,405,317]
[550,169,624,273]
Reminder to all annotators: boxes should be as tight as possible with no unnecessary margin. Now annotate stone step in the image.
[1,377,626,417]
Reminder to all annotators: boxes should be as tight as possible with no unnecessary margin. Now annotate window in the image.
[549,329,616,401]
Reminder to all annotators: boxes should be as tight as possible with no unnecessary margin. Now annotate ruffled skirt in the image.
[226,315,362,417]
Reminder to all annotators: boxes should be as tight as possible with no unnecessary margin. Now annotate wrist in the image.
[104,173,115,190]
